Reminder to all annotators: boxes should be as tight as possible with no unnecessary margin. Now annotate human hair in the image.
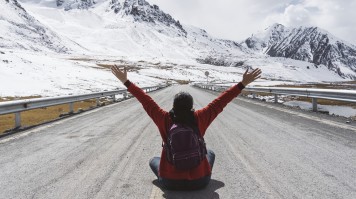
[173,92,193,111]
[170,92,195,125]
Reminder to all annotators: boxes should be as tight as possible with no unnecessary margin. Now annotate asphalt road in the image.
[0,85,355,199]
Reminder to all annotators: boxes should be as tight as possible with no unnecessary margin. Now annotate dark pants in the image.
[149,150,215,190]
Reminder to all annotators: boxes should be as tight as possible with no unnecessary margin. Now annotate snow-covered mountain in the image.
[109,0,187,36]
[14,0,246,60]
[56,0,96,10]
[244,24,356,79]
[0,0,72,52]
[1,0,356,98]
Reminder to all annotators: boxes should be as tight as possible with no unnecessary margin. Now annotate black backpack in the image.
[163,113,207,170]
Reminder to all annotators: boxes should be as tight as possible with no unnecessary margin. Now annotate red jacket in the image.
[125,81,244,180]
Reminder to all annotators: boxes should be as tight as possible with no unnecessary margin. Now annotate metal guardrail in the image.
[194,83,356,112]
[0,84,168,129]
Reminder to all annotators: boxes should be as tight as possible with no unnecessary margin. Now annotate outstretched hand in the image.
[241,68,262,86]
[111,65,128,84]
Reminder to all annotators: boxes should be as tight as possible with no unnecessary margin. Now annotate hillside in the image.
[244,24,356,79]
[0,0,72,52]
[0,0,355,97]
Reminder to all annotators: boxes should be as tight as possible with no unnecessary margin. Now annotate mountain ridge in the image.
[109,0,186,35]
[244,23,356,79]
[3,0,356,81]
[0,0,78,53]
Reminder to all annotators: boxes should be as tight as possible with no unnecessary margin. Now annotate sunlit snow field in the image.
[0,0,355,118]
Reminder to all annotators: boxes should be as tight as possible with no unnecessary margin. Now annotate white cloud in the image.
[273,4,312,26]
[148,0,356,44]
[283,0,356,44]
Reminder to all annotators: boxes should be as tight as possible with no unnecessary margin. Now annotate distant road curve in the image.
[0,85,355,199]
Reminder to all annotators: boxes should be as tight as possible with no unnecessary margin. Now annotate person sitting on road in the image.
[111,66,262,190]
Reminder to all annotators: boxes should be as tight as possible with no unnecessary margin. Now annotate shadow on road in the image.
[152,179,225,199]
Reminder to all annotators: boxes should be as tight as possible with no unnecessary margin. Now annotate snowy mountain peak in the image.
[19,0,187,35]
[57,0,96,10]
[2,0,356,100]
[245,24,356,79]
[0,0,70,52]
[266,23,285,31]
[109,0,187,35]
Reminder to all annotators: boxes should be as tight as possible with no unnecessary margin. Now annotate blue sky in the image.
[148,0,356,45]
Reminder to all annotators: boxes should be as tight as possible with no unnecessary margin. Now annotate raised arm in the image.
[111,65,168,127]
[196,68,262,134]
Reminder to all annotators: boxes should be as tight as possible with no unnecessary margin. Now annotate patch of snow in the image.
[0,50,165,97]
[284,101,356,117]
[0,0,354,101]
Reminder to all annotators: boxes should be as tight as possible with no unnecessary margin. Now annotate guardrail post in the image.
[123,92,128,99]
[69,102,74,114]
[112,95,116,102]
[15,112,21,128]
[312,98,317,112]
[274,94,278,103]
[96,98,100,107]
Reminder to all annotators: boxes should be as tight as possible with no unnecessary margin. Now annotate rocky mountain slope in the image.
[244,24,356,79]
[0,0,73,52]
[109,0,186,36]
[2,0,356,83]
[14,0,248,60]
